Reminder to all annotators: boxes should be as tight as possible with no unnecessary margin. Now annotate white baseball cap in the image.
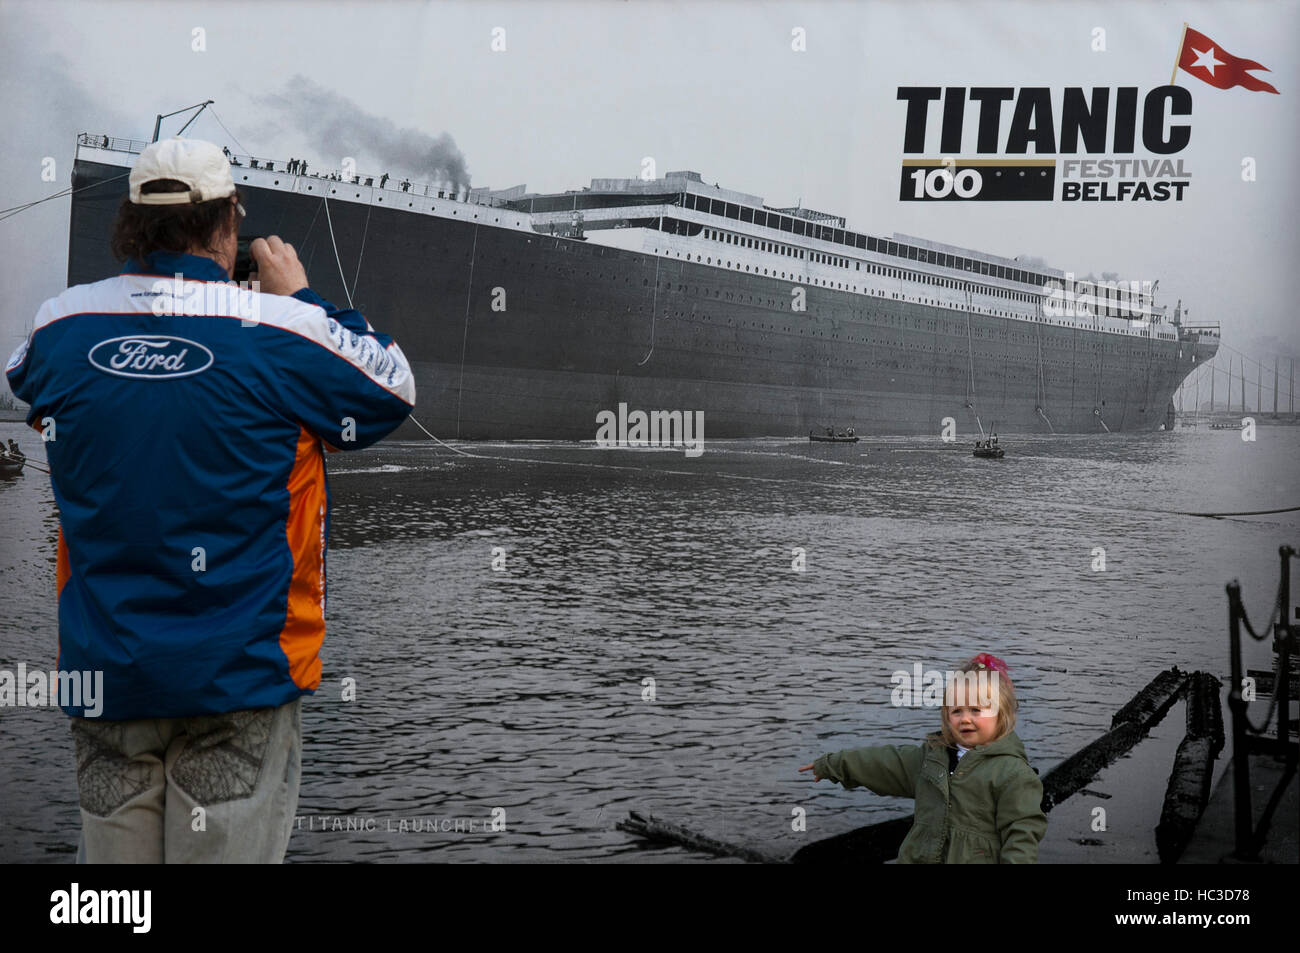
[129,137,236,205]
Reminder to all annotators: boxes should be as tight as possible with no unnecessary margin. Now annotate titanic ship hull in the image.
[66,148,1216,439]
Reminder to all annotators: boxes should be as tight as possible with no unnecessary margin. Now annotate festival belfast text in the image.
[896,87,1193,202]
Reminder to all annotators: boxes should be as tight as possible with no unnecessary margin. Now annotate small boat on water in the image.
[973,436,1004,458]
[810,428,859,443]
[0,455,25,478]
[1209,423,1245,431]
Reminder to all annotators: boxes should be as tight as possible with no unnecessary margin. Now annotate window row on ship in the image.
[701,223,1044,304]
[674,191,1151,313]
[530,189,1148,314]
[691,222,1149,321]
[631,229,1169,338]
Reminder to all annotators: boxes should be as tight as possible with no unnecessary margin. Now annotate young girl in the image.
[799,653,1047,863]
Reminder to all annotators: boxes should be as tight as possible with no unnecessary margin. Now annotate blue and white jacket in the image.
[6,251,415,720]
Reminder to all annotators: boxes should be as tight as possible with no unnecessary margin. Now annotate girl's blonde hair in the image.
[937,655,1018,747]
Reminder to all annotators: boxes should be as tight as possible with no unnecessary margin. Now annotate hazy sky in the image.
[2,0,1296,387]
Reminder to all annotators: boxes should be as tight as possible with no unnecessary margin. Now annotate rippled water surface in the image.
[2,421,1297,862]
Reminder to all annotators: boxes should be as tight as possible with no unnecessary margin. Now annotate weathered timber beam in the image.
[1156,672,1226,862]
[616,811,779,864]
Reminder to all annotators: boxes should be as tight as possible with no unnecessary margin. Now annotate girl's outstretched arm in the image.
[995,767,1049,863]
[804,745,925,798]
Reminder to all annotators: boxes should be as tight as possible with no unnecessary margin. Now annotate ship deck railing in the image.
[79,133,152,156]
[77,132,503,207]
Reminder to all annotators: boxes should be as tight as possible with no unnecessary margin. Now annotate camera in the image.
[233,236,263,283]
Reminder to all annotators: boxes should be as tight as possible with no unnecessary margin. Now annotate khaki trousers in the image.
[70,698,301,863]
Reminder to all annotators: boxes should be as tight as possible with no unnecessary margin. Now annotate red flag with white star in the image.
[1177,26,1279,93]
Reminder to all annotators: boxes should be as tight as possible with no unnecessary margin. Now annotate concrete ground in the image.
[1179,753,1298,864]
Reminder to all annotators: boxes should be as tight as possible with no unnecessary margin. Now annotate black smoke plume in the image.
[254,76,470,188]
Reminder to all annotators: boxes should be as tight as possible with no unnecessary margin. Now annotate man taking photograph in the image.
[5,137,415,863]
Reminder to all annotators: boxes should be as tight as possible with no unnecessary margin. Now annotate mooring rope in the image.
[1174,505,1300,519]
[637,254,660,366]
[387,422,1300,527]
[350,204,372,303]
[454,224,480,438]
[964,289,976,407]
[1034,300,1049,425]
[321,194,354,310]
[407,415,475,457]
[0,171,132,224]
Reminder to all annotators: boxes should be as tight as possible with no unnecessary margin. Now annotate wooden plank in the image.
[1042,667,1188,810]
[1156,673,1228,862]
[615,812,778,864]
[1111,667,1189,730]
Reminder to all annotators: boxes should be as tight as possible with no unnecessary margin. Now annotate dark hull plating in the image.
[68,159,1211,438]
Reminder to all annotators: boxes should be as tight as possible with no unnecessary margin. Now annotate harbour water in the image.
[1,419,1296,862]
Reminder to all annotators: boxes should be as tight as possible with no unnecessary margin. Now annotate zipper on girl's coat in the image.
[933,749,952,862]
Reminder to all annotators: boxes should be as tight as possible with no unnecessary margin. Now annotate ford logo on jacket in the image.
[5,251,416,720]
[88,335,214,379]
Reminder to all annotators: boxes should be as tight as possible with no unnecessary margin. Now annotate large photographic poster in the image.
[1,0,1296,890]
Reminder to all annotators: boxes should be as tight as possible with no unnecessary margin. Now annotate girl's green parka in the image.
[812,730,1047,863]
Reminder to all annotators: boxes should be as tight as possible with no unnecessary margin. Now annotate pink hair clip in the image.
[971,653,1010,676]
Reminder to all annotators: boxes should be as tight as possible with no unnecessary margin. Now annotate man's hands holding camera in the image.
[250,236,309,297]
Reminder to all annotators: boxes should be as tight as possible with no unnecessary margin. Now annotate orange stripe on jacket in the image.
[280,427,327,690]
[56,526,70,598]
[54,527,69,666]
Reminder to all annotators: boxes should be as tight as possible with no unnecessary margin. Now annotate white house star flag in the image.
[1176,25,1279,94]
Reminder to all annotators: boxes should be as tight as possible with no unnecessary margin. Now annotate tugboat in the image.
[972,433,1004,459]
[810,427,859,443]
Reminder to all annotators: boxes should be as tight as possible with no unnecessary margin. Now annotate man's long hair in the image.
[111,180,239,262]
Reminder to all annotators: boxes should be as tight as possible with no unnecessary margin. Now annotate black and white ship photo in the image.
[1,0,1296,902]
